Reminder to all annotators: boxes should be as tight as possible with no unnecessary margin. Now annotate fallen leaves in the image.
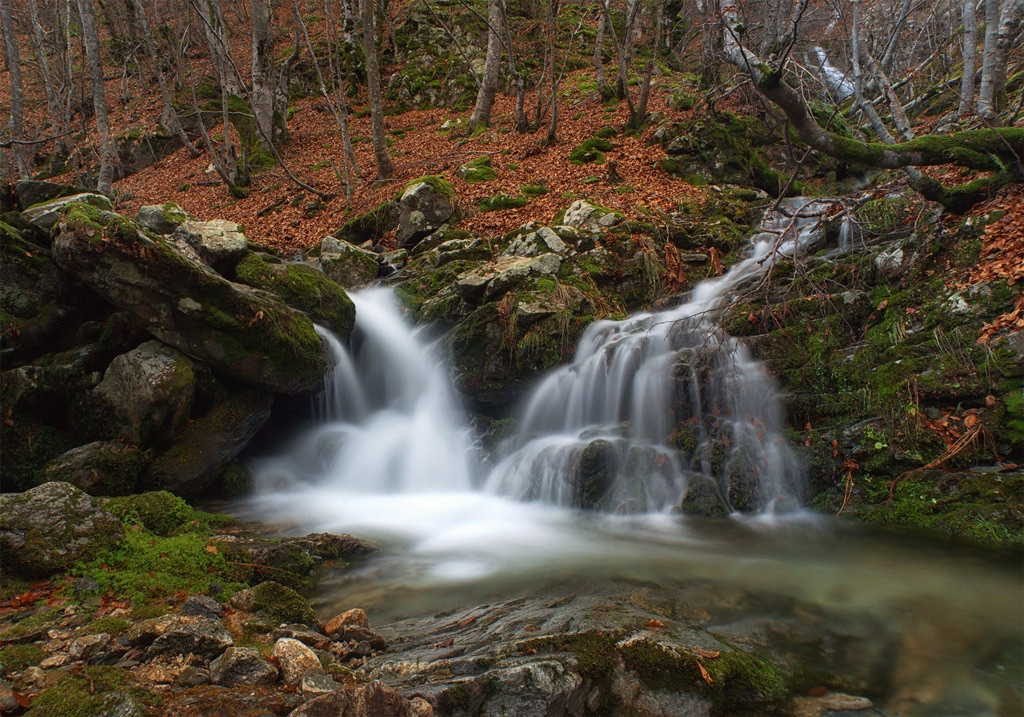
[696,660,713,684]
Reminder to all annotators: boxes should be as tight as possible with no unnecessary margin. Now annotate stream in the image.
[241,201,1023,715]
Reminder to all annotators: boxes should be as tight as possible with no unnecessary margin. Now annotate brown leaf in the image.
[877,299,888,311]
[986,395,997,407]
[435,638,455,648]
[205,545,218,554]
[458,614,480,628]
[646,619,664,629]
[696,660,713,684]
[691,648,720,659]
[13,692,33,708]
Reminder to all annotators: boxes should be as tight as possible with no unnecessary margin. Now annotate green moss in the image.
[0,643,46,672]
[248,580,319,628]
[83,616,132,637]
[25,666,156,717]
[105,491,194,536]
[459,155,497,183]
[520,184,549,198]
[569,137,614,165]
[478,194,528,212]
[405,174,455,200]
[525,631,620,682]
[595,125,618,139]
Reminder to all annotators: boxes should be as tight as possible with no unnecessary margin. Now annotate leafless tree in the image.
[76,0,118,195]
[360,0,393,178]
[0,0,29,178]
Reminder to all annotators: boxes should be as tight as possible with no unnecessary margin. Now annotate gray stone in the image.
[0,482,124,577]
[175,666,211,686]
[209,646,279,686]
[455,254,561,304]
[287,681,417,717]
[146,616,233,658]
[271,637,322,684]
[135,203,191,235]
[395,181,455,249]
[317,236,379,289]
[53,209,327,394]
[180,594,225,619]
[273,624,330,648]
[171,219,248,270]
[300,670,340,695]
[39,441,145,496]
[560,200,622,232]
[92,340,195,446]
[20,193,112,231]
[15,180,80,210]
[69,633,110,661]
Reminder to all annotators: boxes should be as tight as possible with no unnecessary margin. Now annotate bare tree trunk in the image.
[977,0,1024,123]
[544,0,557,144]
[360,0,392,178]
[324,0,360,179]
[27,0,71,153]
[200,0,240,97]
[274,4,302,144]
[593,5,614,100]
[76,0,117,195]
[0,0,30,178]
[133,0,200,156]
[251,0,276,148]
[959,0,979,117]
[696,0,720,90]
[468,0,503,131]
[631,0,662,131]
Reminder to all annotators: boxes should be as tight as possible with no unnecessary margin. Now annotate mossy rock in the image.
[520,184,549,198]
[235,251,356,340]
[478,194,528,212]
[569,137,614,165]
[105,491,194,536]
[0,643,46,672]
[247,580,319,628]
[40,441,148,497]
[458,155,498,184]
[24,666,149,717]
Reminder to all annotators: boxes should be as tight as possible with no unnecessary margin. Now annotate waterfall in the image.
[486,199,829,514]
[251,288,477,495]
[253,200,832,516]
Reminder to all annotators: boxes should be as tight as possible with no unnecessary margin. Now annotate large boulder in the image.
[171,219,248,272]
[20,193,113,233]
[134,203,191,235]
[40,441,147,496]
[315,237,379,289]
[558,200,623,233]
[147,389,273,496]
[14,180,87,211]
[210,646,279,686]
[90,340,196,446]
[52,203,327,394]
[235,252,356,339]
[395,178,455,249]
[0,482,125,577]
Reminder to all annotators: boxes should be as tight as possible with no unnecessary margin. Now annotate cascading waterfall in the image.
[254,199,832,515]
[251,288,477,495]
[486,199,830,514]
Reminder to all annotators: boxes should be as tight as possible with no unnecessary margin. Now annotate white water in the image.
[242,204,1023,714]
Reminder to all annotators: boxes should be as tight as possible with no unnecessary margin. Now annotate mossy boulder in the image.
[171,219,248,273]
[457,155,497,183]
[105,490,194,536]
[0,482,125,578]
[232,580,320,629]
[334,199,400,246]
[557,200,624,233]
[147,389,273,497]
[134,203,192,235]
[52,204,327,394]
[395,176,456,248]
[14,179,88,211]
[569,137,614,165]
[315,236,380,289]
[235,251,356,339]
[40,441,148,496]
[20,192,113,233]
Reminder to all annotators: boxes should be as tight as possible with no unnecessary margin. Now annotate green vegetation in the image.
[459,155,497,183]
[478,194,529,212]
[0,643,46,672]
[569,137,614,165]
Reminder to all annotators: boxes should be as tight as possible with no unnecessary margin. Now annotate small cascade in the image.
[251,288,476,494]
[485,199,834,514]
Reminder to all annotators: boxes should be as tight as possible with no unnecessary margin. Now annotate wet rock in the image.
[481,660,585,717]
[271,637,322,684]
[0,482,124,577]
[180,595,225,619]
[147,389,272,497]
[273,624,330,648]
[210,646,279,686]
[21,193,112,232]
[145,616,233,659]
[90,340,195,446]
[300,669,340,695]
[52,204,327,394]
[230,581,320,629]
[316,237,380,289]
[287,680,418,717]
[69,633,110,662]
[324,608,370,635]
[134,203,191,235]
[395,179,455,249]
[234,251,356,339]
[171,219,248,271]
[40,441,147,496]
[574,439,615,510]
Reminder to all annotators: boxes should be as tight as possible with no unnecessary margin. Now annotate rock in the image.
[128,614,180,647]
[273,624,330,648]
[209,646,279,686]
[52,203,327,394]
[324,608,370,635]
[175,665,211,686]
[15,180,85,210]
[873,242,911,277]
[333,625,387,652]
[0,678,19,713]
[230,581,320,628]
[146,616,233,658]
[147,389,273,497]
[180,595,225,619]
[574,439,615,510]
[395,179,455,249]
[171,219,248,271]
[69,633,110,661]
[559,200,622,232]
[90,340,195,446]
[334,200,400,246]
[503,225,568,257]
[134,203,191,235]
[481,660,584,717]
[39,441,146,496]
[301,670,340,695]
[20,192,112,232]
[316,237,380,289]
[104,490,192,536]
[431,238,490,267]
[455,254,561,304]
[0,482,124,577]
[287,681,418,717]
[270,637,322,684]
[235,251,356,339]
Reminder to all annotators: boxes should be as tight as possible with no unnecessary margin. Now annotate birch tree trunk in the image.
[959,0,978,117]
[593,6,614,100]
[977,0,1023,123]
[468,0,503,131]
[200,0,240,97]
[76,0,118,195]
[251,0,276,148]
[360,0,393,178]
[0,0,30,178]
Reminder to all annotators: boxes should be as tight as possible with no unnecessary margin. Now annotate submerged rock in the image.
[0,482,124,577]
